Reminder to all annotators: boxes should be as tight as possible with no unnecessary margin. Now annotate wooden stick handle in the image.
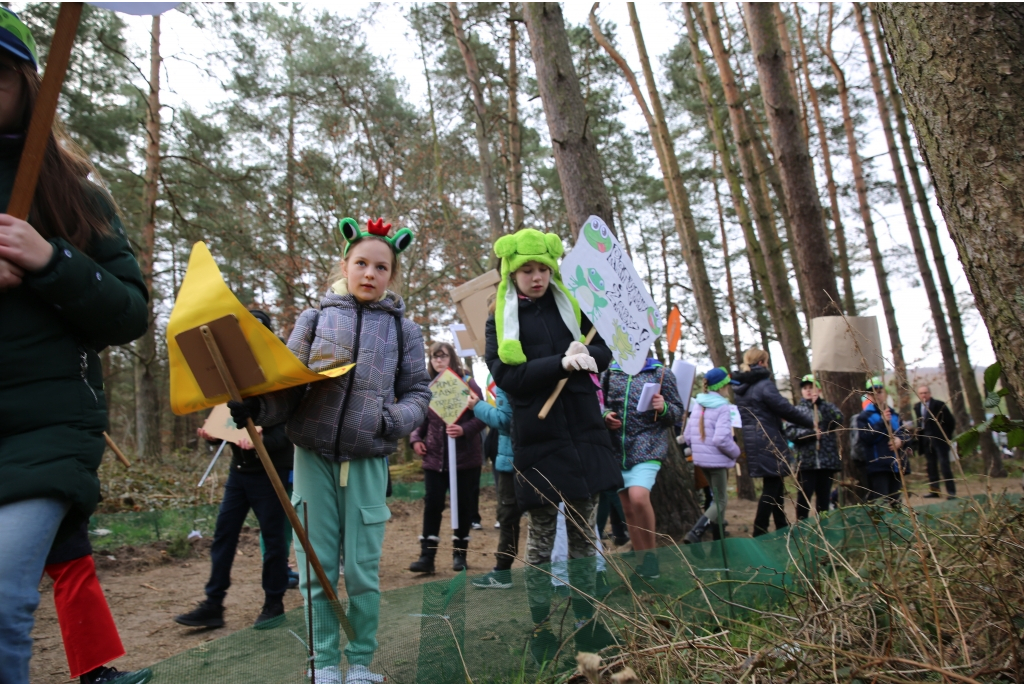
[538,328,597,420]
[103,432,131,468]
[200,325,356,641]
[7,3,83,220]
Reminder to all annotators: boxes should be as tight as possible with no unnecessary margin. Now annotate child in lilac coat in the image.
[682,368,741,544]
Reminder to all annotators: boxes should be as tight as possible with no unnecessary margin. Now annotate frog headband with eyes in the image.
[339,217,414,256]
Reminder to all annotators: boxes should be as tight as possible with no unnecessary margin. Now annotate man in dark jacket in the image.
[175,311,295,630]
[914,385,957,498]
[732,349,813,536]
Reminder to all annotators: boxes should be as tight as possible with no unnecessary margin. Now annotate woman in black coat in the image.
[732,348,813,536]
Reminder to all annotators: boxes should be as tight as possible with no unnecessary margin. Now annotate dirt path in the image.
[29,472,1023,682]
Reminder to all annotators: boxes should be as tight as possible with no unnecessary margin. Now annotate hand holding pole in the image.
[539,328,597,420]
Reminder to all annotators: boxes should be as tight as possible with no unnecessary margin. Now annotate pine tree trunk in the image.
[712,157,742,366]
[870,6,1002,472]
[794,4,857,316]
[702,1,810,379]
[507,9,524,231]
[651,434,704,538]
[135,15,161,461]
[449,3,505,242]
[876,2,1017,475]
[821,6,912,418]
[854,3,969,430]
[523,3,615,239]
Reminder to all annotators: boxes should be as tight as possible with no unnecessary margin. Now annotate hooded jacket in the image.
[601,358,685,471]
[0,136,149,544]
[856,402,910,474]
[683,392,741,469]
[485,288,622,510]
[473,387,513,473]
[410,375,485,472]
[785,397,844,472]
[732,366,813,478]
[257,280,431,462]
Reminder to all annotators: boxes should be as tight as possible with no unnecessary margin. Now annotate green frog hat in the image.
[494,228,582,365]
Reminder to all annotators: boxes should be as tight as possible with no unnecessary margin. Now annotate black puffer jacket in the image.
[732,366,813,478]
[485,289,622,510]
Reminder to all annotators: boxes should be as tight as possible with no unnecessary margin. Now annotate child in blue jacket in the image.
[469,387,521,589]
[856,377,911,506]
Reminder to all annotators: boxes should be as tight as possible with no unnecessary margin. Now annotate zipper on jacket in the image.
[620,374,632,468]
[333,304,363,459]
[79,348,97,404]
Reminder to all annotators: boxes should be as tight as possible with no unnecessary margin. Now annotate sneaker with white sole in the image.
[308,665,342,684]
[345,664,385,684]
[471,569,512,589]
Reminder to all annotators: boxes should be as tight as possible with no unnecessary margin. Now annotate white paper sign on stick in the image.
[671,359,697,412]
[560,216,660,375]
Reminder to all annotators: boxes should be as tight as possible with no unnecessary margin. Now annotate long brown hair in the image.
[427,341,464,380]
[9,57,114,252]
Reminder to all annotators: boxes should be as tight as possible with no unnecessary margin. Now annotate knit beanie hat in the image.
[704,367,732,392]
[493,228,581,365]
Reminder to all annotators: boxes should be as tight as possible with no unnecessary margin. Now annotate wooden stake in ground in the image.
[198,324,355,640]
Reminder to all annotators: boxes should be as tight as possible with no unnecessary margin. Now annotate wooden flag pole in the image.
[199,325,356,640]
[7,3,83,220]
[538,328,596,420]
[103,432,131,468]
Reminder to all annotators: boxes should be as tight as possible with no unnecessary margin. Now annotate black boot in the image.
[684,516,711,545]
[409,536,438,574]
[174,599,225,628]
[710,520,729,541]
[452,536,468,572]
[253,597,285,630]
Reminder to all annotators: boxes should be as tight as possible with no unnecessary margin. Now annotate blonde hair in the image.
[741,347,770,372]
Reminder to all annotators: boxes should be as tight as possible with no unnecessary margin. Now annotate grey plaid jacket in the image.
[256,289,430,462]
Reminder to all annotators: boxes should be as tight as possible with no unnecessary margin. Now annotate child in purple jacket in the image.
[682,368,741,544]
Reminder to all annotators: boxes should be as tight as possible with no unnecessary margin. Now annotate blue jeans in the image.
[0,497,71,684]
[205,468,290,604]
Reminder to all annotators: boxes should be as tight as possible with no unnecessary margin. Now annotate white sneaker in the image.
[471,521,483,530]
[308,665,343,684]
[493,521,500,528]
[345,664,385,684]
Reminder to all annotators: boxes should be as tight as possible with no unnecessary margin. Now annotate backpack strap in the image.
[392,312,404,383]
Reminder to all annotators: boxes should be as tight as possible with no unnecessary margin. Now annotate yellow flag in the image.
[167,242,351,416]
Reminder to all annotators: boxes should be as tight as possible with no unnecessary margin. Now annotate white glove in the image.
[562,353,597,373]
[566,340,588,356]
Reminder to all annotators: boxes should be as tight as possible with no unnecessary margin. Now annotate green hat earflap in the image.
[339,217,414,256]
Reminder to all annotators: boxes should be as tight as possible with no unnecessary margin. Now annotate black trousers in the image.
[924,443,956,495]
[753,476,788,537]
[422,467,481,542]
[867,470,903,506]
[596,488,628,540]
[494,470,522,570]
[796,469,835,520]
[205,468,290,604]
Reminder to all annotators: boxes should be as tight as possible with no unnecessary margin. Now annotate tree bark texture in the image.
[449,3,505,243]
[712,156,743,366]
[855,3,969,432]
[702,1,810,379]
[876,2,1019,472]
[507,10,524,230]
[821,8,912,417]
[794,4,857,316]
[870,6,1001,469]
[524,3,615,239]
[135,15,161,460]
[746,2,841,320]
[651,430,704,538]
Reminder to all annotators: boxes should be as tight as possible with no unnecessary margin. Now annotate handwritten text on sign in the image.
[428,368,472,425]
[560,215,660,375]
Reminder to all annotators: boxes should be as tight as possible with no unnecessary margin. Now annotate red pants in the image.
[45,555,125,678]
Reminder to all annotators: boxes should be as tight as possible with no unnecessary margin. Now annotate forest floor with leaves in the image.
[27,451,1024,683]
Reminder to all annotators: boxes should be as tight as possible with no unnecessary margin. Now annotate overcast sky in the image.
[94,2,995,379]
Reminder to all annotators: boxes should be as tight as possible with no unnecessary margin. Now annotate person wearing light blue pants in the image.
[0,497,70,683]
[292,448,391,672]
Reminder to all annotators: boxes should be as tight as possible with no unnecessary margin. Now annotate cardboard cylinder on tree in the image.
[810,316,884,373]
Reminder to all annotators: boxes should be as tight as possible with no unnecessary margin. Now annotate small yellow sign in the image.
[167,242,352,416]
[428,368,472,425]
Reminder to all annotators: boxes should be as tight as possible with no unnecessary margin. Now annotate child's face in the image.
[513,261,551,300]
[430,348,451,375]
[342,239,394,303]
[801,385,820,402]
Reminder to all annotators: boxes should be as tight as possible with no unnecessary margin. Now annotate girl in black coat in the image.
[484,228,620,661]
[732,348,813,536]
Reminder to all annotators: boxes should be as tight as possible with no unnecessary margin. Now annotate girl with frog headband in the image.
[229,218,430,684]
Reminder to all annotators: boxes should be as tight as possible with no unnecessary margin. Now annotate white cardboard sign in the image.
[560,216,660,375]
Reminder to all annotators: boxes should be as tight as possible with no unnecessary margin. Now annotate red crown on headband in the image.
[367,218,391,236]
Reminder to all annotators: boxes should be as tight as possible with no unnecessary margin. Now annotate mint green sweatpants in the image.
[292,447,390,668]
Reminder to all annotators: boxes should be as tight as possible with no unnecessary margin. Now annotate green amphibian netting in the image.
[135,494,1016,683]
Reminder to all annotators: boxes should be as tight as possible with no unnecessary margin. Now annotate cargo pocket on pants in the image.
[357,504,391,564]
